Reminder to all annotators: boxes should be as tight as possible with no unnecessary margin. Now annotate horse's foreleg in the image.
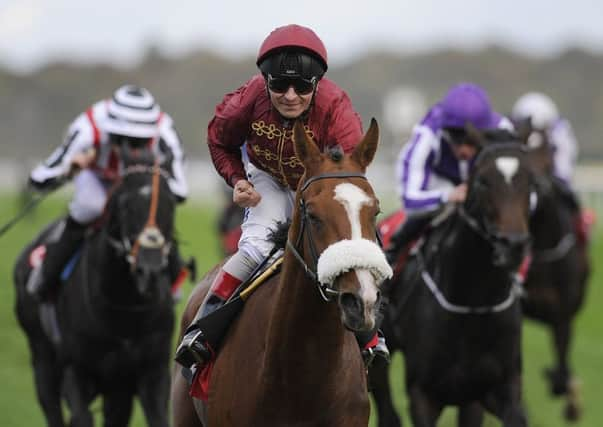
[62,366,96,427]
[369,357,402,427]
[103,391,134,427]
[482,376,527,427]
[457,402,485,427]
[549,317,583,421]
[546,318,572,396]
[137,362,171,427]
[407,386,442,427]
[29,339,66,427]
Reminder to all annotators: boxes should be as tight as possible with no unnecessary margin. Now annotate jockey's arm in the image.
[158,116,189,203]
[30,114,96,191]
[396,128,451,213]
[551,120,578,185]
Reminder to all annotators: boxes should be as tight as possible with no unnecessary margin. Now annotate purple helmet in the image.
[440,83,496,130]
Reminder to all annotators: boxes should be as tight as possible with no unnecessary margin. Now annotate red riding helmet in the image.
[257,24,328,79]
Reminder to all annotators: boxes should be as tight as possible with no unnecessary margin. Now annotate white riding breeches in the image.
[237,161,295,266]
[68,170,109,224]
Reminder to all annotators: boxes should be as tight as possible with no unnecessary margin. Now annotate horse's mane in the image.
[268,220,290,251]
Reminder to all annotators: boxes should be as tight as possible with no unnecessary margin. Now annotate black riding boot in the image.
[29,216,87,301]
[175,269,242,368]
[384,212,437,265]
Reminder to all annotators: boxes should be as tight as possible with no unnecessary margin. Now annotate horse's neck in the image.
[532,193,571,249]
[431,216,510,303]
[85,233,136,302]
[263,250,350,377]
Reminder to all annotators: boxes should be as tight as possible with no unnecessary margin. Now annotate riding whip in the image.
[0,181,64,238]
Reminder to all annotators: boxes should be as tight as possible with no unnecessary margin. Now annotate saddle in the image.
[188,256,283,401]
[25,220,85,346]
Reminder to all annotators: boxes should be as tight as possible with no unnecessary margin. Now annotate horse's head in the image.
[463,126,532,268]
[514,117,556,198]
[289,119,392,332]
[104,147,175,295]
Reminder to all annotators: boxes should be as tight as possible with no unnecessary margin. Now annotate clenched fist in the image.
[233,179,261,208]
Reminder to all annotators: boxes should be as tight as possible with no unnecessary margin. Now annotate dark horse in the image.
[371,129,533,427]
[14,152,176,427]
[172,119,392,426]
[517,122,590,421]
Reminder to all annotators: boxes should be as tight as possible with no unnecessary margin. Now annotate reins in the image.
[286,171,367,302]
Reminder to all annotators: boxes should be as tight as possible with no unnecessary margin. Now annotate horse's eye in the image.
[308,213,322,227]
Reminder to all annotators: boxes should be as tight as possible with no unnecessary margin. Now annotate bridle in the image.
[105,163,172,268]
[460,142,531,249]
[286,171,368,302]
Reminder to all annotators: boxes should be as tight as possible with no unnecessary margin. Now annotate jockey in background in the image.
[511,92,581,213]
[385,82,514,263]
[28,85,190,302]
[176,24,389,370]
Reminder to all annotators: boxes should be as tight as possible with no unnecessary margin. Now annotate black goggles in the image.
[109,134,151,148]
[267,74,317,95]
[441,127,477,147]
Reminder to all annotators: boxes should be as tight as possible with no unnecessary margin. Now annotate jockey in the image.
[28,84,189,301]
[175,24,388,369]
[385,83,514,263]
[511,92,580,211]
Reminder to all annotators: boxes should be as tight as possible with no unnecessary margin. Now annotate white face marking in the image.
[332,183,379,310]
[333,183,372,240]
[527,132,544,149]
[495,157,519,185]
[355,268,379,309]
[138,185,152,197]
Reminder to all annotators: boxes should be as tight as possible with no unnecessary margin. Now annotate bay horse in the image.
[517,122,590,421]
[172,119,392,427]
[14,150,176,427]
[371,129,533,427]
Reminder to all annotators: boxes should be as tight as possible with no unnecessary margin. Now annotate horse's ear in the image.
[293,120,321,171]
[351,118,379,170]
[514,117,533,143]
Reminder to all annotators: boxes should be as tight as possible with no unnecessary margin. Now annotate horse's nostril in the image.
[340,292,363,313]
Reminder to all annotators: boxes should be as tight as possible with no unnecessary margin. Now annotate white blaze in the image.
[333,183,371,239]
[495,157,519,185]
[332,183,380,305]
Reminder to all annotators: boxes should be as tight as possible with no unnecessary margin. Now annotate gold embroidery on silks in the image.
[251,120,314,141]
[251,145,278,162]
[250,120,313,186]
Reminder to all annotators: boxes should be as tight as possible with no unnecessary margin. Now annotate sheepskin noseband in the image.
[316,238,393,286]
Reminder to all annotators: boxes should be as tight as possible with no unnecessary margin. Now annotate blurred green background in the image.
[0,193,601,426]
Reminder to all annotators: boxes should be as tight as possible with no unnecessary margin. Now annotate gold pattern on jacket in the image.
[250,120,314,187]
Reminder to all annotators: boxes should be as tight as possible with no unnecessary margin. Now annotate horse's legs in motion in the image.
[545,316,571,393]
[457,402,485,427]
[28,337,66,427]
[407,386,443,427]
[102,391,133,427]
[548,317,582,421]
[369,358,402,427]
[62,366,96,427]
[482,377,527,427]
[137,363,171,427]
